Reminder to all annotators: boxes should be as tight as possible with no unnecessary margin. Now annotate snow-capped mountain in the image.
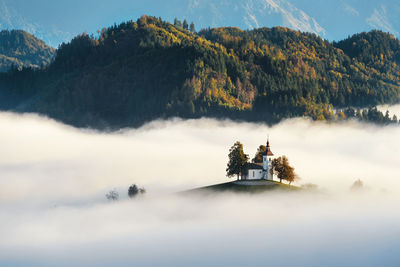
[182,0,400,40]
[290,0,400,40]
[1,0,400,46]
[183,0,326,36]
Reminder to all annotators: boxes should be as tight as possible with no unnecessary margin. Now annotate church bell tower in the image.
[262,138,274,180]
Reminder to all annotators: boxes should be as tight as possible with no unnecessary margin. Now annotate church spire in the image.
[265,137,274,156]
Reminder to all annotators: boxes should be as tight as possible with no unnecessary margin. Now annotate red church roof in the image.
[264,140,274,156]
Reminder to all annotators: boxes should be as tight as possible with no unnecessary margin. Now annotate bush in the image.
[128,184,146,198]
[106,189,119,201]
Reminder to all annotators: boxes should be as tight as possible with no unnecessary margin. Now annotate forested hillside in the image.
[0,16,399,129]
[0,30,55,72]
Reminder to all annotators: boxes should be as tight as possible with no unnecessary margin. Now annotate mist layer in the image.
[0,112,399,266]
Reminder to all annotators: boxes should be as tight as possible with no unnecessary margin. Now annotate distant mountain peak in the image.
[262,0,326,36]
[1,0,400,47]
[185,0,326,37]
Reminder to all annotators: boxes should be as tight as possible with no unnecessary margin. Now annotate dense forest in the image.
[0,30,55,72]
[0,16,399,129]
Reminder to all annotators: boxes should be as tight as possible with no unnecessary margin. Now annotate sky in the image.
[2,0,400,47]
[4,0,147,32]
[1,0,159,46]
[0,110,400,266]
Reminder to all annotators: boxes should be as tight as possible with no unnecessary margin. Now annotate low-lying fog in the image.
[378,103,400,118]
[0,111,399,266]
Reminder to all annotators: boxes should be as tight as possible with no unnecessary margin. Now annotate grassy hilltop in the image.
[186,180,301,194]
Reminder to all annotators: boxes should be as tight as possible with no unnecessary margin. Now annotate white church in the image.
[241,140,274,181]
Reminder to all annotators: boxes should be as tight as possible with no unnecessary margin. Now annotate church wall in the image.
[243,169,264,180]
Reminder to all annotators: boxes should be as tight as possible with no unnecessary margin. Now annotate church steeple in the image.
[265,138,274,156]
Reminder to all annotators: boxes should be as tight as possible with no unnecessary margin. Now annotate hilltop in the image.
[185,180,301,195]
[0,30,55,72]
[0,16,399,128]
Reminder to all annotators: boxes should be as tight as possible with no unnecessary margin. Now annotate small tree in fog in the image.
[106,189,119,201]
[350,179,364,191]
[302,183,319,191]
[128,184,146,198]
[139,188,146,194]
[128,184,139,198]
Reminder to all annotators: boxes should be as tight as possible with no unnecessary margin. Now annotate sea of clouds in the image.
[0,110,399,266]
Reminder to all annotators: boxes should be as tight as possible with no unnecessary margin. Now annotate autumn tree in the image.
[271,156,298,184]
[226,141,249,180]
[139,188,147,194]
[252,145,266,163]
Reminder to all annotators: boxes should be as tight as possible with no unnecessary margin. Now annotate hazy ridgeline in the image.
[0,111,399,266]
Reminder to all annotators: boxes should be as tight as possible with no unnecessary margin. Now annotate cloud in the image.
[366,5,399,36]
[0,111,399,266]
[343,3,359,17]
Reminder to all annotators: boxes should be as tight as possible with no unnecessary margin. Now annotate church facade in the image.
[241,140,274,181]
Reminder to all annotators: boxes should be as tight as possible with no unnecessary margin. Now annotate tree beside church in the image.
[226,141,249,180]
[271,156,298,184]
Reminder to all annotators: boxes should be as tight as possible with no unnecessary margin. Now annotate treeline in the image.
[0,16,399,129]
[173,18,196,33]
[341,107,398,124]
